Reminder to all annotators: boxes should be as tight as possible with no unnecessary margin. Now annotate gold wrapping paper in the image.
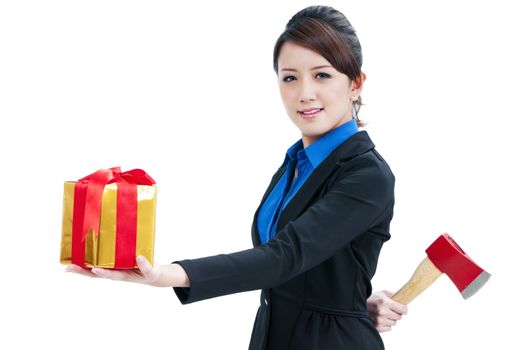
[60,181,157,268]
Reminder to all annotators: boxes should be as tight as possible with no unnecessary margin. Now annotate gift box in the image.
[60,167,157,269]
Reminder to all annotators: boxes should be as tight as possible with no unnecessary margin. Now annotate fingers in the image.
[136,256,152,276]
[91,267,129,281]
[379,289,409,315]
[373,312,400,333]
[377,325,392,333]
[383,290,408,315]
[89,257,156,283]
[66,263,131,281]
[136,255,161,285]
[65,264,98,278]
[372,309,400,326]
[383,300,408,321]
[65,258,159,286]
[389,300,409,315]
[385,311,403,324]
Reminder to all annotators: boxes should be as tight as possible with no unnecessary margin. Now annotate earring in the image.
[351,101,358,119]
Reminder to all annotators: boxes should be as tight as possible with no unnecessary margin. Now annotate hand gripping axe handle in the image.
[391,233,491,305]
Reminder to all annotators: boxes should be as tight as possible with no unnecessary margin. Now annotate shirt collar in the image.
[281,118,360,169]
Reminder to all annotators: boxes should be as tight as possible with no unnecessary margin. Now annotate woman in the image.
[67,5,408,349]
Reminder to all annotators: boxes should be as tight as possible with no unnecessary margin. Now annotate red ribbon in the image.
[70,167,156,269]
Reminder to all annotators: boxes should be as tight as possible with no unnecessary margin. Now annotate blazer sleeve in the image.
[172,153,395,304]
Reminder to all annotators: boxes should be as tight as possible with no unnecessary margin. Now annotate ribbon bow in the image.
[70,167,156,269]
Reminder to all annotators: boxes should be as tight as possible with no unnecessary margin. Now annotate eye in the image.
[316,72,331,79]
[283,75,295,83]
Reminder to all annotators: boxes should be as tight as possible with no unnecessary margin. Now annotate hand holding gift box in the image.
[60,166,157,269]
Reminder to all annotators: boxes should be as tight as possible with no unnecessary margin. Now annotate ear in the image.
[350,71,367,101]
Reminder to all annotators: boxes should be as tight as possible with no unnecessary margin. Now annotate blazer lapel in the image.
[277,130,376,230]
[251,165,288,247]
[250,130,376,247]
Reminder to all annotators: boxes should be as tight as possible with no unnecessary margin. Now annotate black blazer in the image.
[172,130,395,350]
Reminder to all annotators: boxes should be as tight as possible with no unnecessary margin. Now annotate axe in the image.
[391,233,491,305]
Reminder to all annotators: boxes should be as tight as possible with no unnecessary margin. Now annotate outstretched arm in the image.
[172,157,394,304]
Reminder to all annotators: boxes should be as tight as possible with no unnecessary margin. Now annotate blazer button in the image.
[264,298,268,305]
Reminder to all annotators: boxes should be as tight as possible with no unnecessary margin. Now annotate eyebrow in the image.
[280,65,332,72]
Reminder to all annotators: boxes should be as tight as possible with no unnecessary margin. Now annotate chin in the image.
[301,126,330,138]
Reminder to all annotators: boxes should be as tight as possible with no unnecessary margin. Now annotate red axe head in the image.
[425,233,491,299]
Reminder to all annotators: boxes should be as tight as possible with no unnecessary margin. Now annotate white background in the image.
[1,0,525,348]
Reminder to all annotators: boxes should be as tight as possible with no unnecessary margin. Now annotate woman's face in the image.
[277,41,366,148]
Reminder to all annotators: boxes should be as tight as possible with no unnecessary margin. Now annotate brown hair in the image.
[273,5,367,127]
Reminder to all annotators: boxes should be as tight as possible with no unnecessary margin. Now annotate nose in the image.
[299,79,317,103]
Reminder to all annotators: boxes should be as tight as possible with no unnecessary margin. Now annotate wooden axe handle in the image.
[391,257,443,305]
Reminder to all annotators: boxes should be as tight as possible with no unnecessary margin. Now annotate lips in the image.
[299,108,323,119]
[299,107,323,114]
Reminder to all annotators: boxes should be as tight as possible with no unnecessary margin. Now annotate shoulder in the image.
[330,130,394,181]
[336,147,395,187]
[318,148,396,212]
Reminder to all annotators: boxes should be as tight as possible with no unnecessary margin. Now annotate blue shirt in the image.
[257,118,360,244]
